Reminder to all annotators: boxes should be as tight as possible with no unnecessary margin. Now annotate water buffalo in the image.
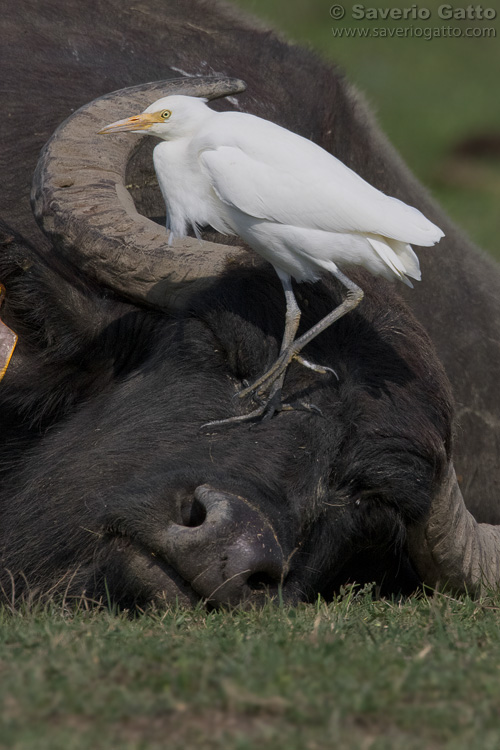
[1,0,499,606]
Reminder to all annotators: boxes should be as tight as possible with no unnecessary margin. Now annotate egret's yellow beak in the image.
[98,112,163,134]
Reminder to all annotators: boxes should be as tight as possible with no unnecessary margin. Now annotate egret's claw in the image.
[293,355,339,381]
[277,400,323,416]
[201,382,284,429]
[200,405,268,429]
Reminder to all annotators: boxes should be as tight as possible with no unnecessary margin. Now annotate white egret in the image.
[100,95,444,422]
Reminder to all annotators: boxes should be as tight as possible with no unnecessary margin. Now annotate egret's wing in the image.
[197,116,443,247]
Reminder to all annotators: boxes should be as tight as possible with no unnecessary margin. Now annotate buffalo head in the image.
[1,65,499,606]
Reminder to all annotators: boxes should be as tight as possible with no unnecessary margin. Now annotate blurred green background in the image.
[231,0,500,260]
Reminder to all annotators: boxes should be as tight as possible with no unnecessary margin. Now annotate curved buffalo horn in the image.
[408,463,500,594]
[31,77,248,309]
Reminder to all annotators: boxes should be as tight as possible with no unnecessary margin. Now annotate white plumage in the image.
[100,95,444,422]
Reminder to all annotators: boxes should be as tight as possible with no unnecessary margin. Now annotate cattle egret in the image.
[100,95,444,422]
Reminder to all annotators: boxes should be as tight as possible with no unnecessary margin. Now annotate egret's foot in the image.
[237,350,296,402]
[293,355,339,381]
[201,385,284,429]
[237,350,336,403]
[201,376,326,429]
[200,395,322,430]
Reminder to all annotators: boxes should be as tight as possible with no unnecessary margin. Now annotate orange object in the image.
[0,283,17,382]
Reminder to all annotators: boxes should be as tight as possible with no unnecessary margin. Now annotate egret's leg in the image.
[235,272,299,405]
[278,271,302,355]
[238,268,363,400]
[200,269,363,429]
[251,272,300,406]
[238,271,334,402]
[202,275,314,429]
[285,268,364,357]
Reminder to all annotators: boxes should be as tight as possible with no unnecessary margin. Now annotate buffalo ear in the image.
[0,226,161,424]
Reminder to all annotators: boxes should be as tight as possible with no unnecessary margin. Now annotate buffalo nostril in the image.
[220,533,285,600]
[180,497,207,528]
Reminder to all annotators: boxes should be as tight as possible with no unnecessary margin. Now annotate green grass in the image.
[232,0,500,259]
[3,589,500,749]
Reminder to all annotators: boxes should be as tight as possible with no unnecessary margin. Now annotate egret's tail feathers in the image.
[367,236,420,286]
[192,222,203,240]
[385,199,445,247]
[386,239,421,281]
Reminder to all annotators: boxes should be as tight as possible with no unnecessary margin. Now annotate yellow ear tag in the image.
[0,283,17,382]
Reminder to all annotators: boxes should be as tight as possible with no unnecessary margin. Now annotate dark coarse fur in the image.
[0,0,496,604]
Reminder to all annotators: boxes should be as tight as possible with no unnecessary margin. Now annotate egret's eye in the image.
[160,110,171,120]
